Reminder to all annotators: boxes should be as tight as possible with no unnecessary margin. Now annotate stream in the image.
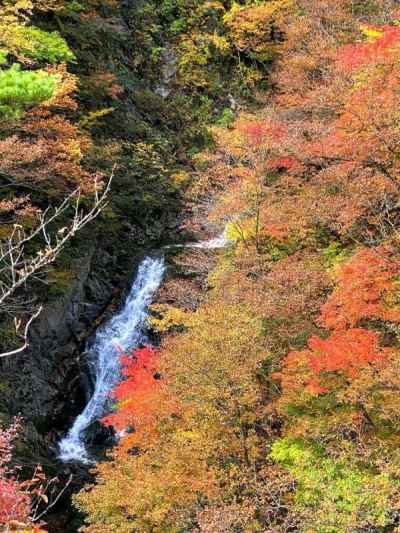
[58,234,229,464]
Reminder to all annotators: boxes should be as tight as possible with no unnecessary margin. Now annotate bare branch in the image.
[0,170,114,358]
[31,474,73,523]
[0,306,43,359]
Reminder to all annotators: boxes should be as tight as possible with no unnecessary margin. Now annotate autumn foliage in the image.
[277,328,391,395]
[0,419,31,528]
[102,346,178,455]
[72,1,400,532]
[103,346,161,431]
[320,246,400,329]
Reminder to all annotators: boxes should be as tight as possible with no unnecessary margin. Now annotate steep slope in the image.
[75,1,400,532]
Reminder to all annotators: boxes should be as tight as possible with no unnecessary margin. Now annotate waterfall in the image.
[164,231,231,250]
[58,232,229,464]
[188,233,230,249]
[58,255,166,464]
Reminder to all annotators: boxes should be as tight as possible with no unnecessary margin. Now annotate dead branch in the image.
[0,306,43,358]
[0,171,113,358]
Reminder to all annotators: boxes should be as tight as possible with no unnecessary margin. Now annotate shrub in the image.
[15,26,75,64]
[0,64,57,118]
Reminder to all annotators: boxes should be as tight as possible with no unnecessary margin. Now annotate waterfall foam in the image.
[58,256,165,463]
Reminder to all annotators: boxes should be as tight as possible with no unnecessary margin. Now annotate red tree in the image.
[276,328,391,395]
[103,346,160,432]
[103,346,178,455]
[0,419,31,527]
[319,247,400,330]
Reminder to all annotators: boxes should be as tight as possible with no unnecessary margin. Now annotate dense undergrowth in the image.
[3,0,400,531]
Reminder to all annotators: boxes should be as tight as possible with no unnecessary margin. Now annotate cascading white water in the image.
[58,256,166,463]
[188,233,230,249]
[164,231,231,250]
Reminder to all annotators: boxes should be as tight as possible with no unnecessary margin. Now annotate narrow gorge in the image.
[58,232,228,466]
[3,1,400,532]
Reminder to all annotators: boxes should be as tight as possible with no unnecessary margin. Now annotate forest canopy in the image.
[3,0,400,532]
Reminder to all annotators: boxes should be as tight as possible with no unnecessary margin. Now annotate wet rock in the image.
[0,241,134,459]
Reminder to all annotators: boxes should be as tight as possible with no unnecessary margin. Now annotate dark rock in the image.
[0,239,144,461]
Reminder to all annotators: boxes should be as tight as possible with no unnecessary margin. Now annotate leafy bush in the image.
[217,107,235,128]
[0,64,57,118]
[322,241,351,270]
[271,437,395,531]
[16,26,75,64]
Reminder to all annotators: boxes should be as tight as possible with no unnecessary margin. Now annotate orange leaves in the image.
[272,0,359,105]
[103,346,178,454]
[74,3,400,530]
[320,247,400,330]
[329,23,400,197]
[0,63,95,193]
[277,328,390,396]
[13,109,97,192]
[336,25,400,74]
[266,156,303,174]
[262,9,400,236]
[307,328,386,378]
[274,347,316,395]
[87,70,123,100]
[76,303,266,531]
[103,346,159,432]
[238,119,287,147]
[262,223,290,240]
[239,121,270,147]
[276,246,400,399]
[44,64,78,111]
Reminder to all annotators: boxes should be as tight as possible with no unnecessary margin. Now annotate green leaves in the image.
[0,64,57,118]
[0,23,75,64]
[271,437,395,531]
[13,26,75,64]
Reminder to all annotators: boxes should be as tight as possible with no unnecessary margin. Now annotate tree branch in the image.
[0,170,114,357]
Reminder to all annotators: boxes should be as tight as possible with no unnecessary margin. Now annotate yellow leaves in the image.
[65,138,82,159]
[208,32,230,54]
[176,36,210,89]
[207,252,235,291]
[0,6,72,63]
[0,23,32,61]
[76,421,218,531]
[77,297,268,528]
[173,428,202,447]
[161,302,265,412]
[360,24,384,42]
[148,303,187,333]
[200,1,225,15]
[225,218,256,242]
[76,233,274,531]
[76,299,267,531]
[0,0,33,26]
[210,123,247,160]
[79,108,115,131]
[170,169,190,187]
[224,0,294,55]
[44,64,78,109]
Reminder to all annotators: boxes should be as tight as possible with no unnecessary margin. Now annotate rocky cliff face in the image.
[0,239,137,459]
[0,195,213,464]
